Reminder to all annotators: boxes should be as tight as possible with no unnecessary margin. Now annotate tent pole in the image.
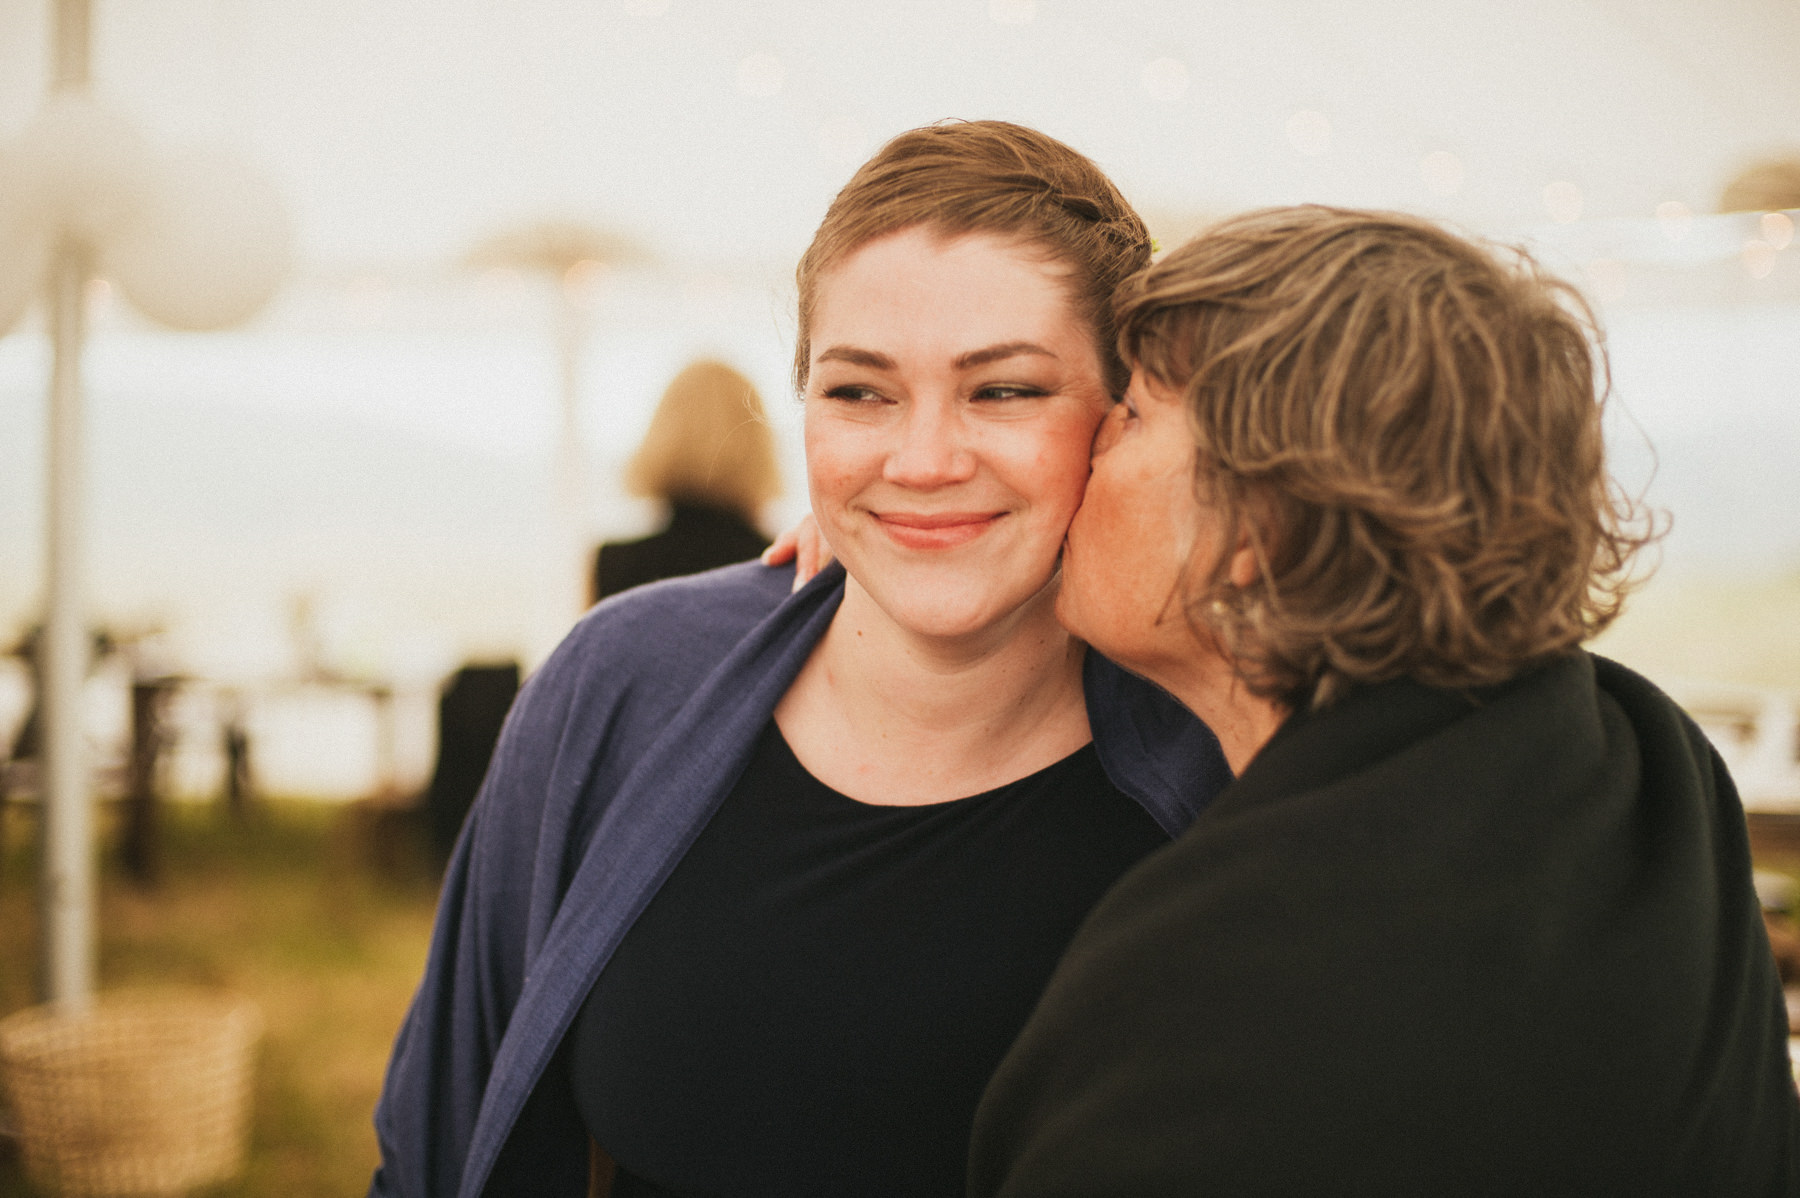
[40,0,95,1012]
[52,0,89,89]
[41,241,93,1011]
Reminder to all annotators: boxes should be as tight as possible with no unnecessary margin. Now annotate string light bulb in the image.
[1543,181,1583,224]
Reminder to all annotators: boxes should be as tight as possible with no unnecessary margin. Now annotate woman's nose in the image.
[1091,402,1126,457]
[884,401,976,488]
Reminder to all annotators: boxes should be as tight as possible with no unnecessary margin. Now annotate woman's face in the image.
[1057,369,1229,687]
[804,227,1109,644]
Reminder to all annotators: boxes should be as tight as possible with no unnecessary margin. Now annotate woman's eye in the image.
[972,384,1047,401]
[823,384,885,403]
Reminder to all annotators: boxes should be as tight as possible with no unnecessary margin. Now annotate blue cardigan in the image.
[370,561,1230,1198]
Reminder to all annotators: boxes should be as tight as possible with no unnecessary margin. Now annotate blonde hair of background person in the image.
[968,205,1800,1197]
[593,360,782,603]
[625,359,780,518]
[370,120,1227,1198]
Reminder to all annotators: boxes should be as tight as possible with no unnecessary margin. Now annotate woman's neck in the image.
[1158,659,1287,776]
[774,578,1093,806]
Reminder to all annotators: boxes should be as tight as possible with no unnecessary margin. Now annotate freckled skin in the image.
[772,228,1113,805]
[804,228,1111,649]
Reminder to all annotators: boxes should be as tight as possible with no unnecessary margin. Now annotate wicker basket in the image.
[0,989,262,1198]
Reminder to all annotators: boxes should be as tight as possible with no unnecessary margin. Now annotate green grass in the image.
[4,792,1793,1197]
[0,799,441,1197]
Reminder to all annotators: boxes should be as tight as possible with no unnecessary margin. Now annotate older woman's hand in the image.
[761,513,834,591]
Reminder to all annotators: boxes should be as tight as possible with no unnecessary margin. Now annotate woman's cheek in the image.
[1039,413,1108,512]
[803,424,869,501]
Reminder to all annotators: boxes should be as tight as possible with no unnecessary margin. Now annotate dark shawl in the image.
[970,653,1800,1197]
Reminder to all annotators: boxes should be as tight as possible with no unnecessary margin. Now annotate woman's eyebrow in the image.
[815,341,1055,371]
[816,346,894,369]
[954,342,1055,369]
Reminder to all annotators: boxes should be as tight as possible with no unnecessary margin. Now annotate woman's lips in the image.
[874,511,1005,550]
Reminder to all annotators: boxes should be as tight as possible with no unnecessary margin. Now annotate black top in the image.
[570,721,1169,1198]
[970,653,1800,1197]
[593,501,770,603]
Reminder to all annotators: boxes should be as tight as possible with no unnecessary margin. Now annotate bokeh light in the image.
[563,259,606,308]
[735,53,786,99]
[1743,239,1777,279]
[1140,57,1189,103]
[1655,200,1692,241]
[1543,180,1583,224]
[1420,151,1464,197]
[1761,211,1794,251]
[1285,110,1331,157]
[1583,257,1628,303]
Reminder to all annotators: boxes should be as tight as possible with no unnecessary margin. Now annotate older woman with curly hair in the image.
[969,207,1800,1196]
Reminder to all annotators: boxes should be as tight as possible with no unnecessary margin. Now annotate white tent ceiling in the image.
[2,0,1795,273]
[0,0,1796,689]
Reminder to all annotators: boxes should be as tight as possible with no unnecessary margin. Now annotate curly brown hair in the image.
[794,120,1151,397]
[1115,206,1658,708]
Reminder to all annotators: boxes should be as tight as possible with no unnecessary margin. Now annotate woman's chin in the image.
[895,601,1032,646]
[1054,570,1164,682]
[857,578,1056,649]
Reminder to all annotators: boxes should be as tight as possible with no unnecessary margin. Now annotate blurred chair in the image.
[424,662,522,863]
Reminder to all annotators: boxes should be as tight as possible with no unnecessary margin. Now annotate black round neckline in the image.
[765,723,1101,812]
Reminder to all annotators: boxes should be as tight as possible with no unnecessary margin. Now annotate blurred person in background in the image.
[967,206,1800,1197]
[591,360,780,603]
[371,120,1228,1198]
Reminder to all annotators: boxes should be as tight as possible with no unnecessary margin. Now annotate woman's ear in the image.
[1226,487,1275,590]
[1226,541,1259,589]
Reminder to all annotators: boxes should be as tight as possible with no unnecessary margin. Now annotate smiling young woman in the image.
[774,227,1112,805]
[802,230,1104,646]
[370,121,1230,1198]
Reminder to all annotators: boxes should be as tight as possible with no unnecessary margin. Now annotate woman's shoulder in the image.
[568,561,795,662]
[514,562,799,731]
[469,561,811,863]
[1585,652,1716,765]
